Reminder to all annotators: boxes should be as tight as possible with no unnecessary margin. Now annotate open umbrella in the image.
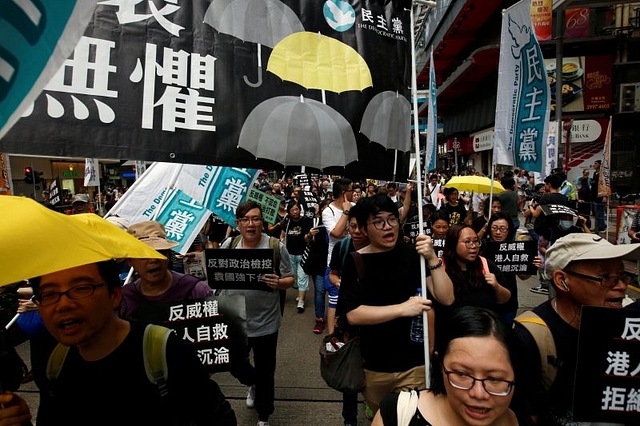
[360,91,411,152]
[238,95,357,170]
[203,0,304,87]
[267,31,372,96]
[443,176,505,194]
[0,196,163,286]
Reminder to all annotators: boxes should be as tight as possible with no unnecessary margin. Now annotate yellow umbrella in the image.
[443,176,505,194]
[267,32,372,94]
[0,196,164,286]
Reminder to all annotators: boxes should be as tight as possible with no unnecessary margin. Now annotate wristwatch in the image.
[343,209,350,215]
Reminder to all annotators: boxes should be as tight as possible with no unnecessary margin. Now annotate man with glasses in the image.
[221,201,294,426]
[513,233,640,425]
[0,260,236,425]
[339,195,454,414]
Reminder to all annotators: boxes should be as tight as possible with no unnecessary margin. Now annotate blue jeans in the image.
[313,273,326,319]
[592,200,606,230]
[290,254,309,292]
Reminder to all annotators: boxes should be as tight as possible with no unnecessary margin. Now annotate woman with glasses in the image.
[438,224,511,321]
[472,197,502,241]
[372,306,519,426]
[480,213,520,326]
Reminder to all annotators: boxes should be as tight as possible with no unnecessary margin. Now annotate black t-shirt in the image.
[340,243,428,372]
[440,202,467,226]
[281,216,313,255]
[538,192,570,207]
[37,324,236,426]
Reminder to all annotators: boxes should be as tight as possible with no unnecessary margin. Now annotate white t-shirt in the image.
[322,204,350,267]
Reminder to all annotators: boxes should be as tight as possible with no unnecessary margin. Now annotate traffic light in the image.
[24,167,33,184]
[35,170,44,185]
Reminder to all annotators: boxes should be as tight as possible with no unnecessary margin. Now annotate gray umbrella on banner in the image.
[237,95,358,170]
[360,90,412,180]
[203,0,304,87]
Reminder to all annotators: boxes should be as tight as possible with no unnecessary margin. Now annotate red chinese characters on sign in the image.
[583,55,613,111]
[565,8,590,39]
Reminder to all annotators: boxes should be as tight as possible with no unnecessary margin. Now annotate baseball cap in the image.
[72,194,90,204]
[105,216,130,231]
[544,233,640,280]
[127,220,179,250]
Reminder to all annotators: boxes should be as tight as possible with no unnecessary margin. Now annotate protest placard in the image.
[205,248,275,292]
[574,306,640,423]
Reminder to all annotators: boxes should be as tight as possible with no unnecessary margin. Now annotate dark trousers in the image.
[230,331,279,422]
[342,392,358,424]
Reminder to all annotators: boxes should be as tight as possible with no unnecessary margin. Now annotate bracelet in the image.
[428,259,443,270]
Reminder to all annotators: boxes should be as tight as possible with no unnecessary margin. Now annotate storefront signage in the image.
[472,128,494,152]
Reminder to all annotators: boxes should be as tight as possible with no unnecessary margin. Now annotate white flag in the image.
[84,158,100,187]
[494,0,551,172]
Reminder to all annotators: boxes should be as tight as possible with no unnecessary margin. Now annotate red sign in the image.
[583,55,613,111]
[565,8,590,39]
[531,0,553,41]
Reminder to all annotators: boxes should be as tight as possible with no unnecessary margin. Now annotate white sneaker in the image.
[296,298,305,313]
[246,385,256,408]
[257,422,269,426]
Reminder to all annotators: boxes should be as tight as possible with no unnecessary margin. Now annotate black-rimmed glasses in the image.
[35,283,107,306]
[442,366,514,396]
[490,226,509,233]
[368,216,399,230]
[238,217,263,225]
[458,239,480,248]
[564,269,632,288]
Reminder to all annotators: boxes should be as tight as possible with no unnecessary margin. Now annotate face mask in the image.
[559,220,573,229]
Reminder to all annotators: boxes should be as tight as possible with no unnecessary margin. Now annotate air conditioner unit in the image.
[618,83,640,113]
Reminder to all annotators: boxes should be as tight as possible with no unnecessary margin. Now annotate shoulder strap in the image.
[514,310,558,391]
[268,236,281,275]
[396,389,419,425]
[143,324,172,398]
[351,251,365,280]
[46,343,71,382]
[230,235,242,249]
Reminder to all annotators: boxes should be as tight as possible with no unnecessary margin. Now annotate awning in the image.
[417,0,506,86]
[419,45,499,115]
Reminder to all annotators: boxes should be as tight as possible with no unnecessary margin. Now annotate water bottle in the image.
[409,288,424,343]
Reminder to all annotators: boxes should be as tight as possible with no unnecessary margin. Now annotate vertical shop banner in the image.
[0,1,99,139]
[0,1,413,180]
[544,121,559,178]
[598,118,612,198]
[0,153,13,195]
[565,8,590,39]
[530,0,553,41]
[494,0,550,172]
[583,55,613,111]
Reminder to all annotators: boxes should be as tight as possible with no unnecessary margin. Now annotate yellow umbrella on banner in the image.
[267,31,373,95]
[0,196,164,286]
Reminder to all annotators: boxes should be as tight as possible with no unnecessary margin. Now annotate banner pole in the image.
[409,3,430,388]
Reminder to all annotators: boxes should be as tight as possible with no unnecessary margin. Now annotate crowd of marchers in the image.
[1,160,636,426]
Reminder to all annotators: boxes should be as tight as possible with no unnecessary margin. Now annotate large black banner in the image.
[1,1,413,179]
